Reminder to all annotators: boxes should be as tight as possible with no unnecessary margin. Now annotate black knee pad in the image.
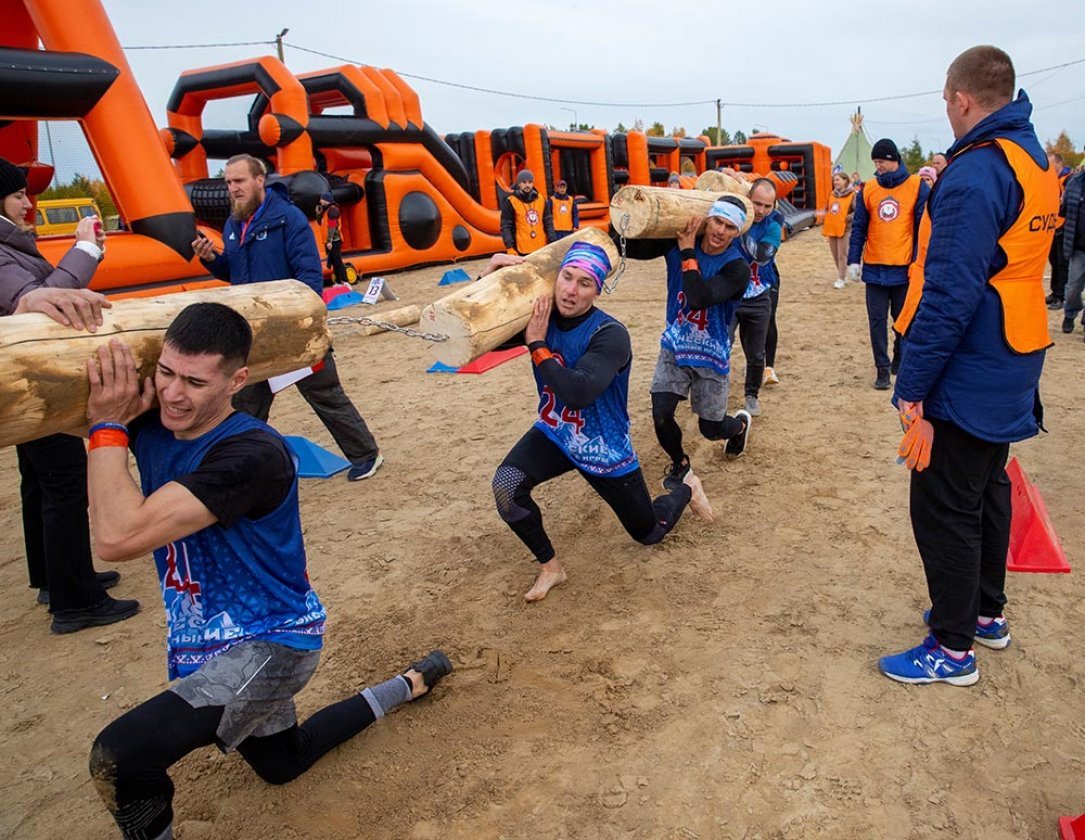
[699,417,729,440]
[651,391,683,421]
[492,465,530,523]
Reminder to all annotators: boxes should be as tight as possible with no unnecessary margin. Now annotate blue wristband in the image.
[89,421,128,435]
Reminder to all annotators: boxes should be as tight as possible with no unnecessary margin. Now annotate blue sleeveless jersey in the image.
[133,412,326,680]
[660,242,741,374]
[532,308,640,477]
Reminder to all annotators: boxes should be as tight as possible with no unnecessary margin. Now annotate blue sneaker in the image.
[923,610,1011,650]
[347,454,384,481]
[879,635,979,686]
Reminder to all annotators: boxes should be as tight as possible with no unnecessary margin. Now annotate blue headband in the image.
[707,199,747,230]
[560,241,612,291]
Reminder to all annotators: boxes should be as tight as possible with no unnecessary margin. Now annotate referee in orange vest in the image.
[549,179,579,239]
[501,170,555,255]
[846,139,930,389]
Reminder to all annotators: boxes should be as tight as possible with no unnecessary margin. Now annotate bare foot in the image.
[524,559,567,602]
[683,470,714,523]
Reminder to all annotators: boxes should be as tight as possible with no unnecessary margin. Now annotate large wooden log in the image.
[420,227,619,367]
[695,169,751,196]
[0,280,329,447]
[609,185,754,239]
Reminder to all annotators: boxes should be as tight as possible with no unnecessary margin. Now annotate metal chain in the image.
[603,213,629,295]
[326,314,449,342]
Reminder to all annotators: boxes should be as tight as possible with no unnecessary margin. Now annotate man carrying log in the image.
[625,197,754,485]
[492,242,707,603]
[191,153,383,481]
[82,302,451,838]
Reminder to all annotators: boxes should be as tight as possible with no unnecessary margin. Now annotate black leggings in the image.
[765,282,780,368]
[493,427,690,563]
[650,391,745,468]
[90,689,377,839]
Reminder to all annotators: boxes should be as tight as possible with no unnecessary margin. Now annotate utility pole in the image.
[275,28,289,63]
[715,99,722,145]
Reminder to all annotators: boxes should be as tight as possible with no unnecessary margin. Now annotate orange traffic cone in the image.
[1059,812,1085,839]
[1006,457,1071,573]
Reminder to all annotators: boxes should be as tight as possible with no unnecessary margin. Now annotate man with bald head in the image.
[881,46,1058,686]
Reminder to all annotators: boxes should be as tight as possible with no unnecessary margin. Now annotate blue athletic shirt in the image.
[661,242,742,374]
[532,308,640,477]
[132,411,326,680]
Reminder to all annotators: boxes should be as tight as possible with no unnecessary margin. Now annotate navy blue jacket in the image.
[204,183,323,295]
[894,91,1048,443]
[848,164,930,286]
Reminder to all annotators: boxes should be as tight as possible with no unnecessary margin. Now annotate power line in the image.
[124,40,274,50]
[120,39,1085,111]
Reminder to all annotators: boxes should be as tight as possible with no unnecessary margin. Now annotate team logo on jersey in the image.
[829,201,840,215]
[878,197,901,222]
[526,208,539,224]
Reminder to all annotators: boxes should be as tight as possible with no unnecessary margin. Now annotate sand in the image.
[1,231,1083,840]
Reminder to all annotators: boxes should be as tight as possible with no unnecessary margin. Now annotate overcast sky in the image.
[45,1,1085,180]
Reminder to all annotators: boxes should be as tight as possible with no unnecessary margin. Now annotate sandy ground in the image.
[1,232,1083,840]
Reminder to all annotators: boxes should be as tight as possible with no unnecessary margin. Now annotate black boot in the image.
[874,368,891,390]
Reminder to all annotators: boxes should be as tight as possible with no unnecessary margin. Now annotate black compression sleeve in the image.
[173,430,295,527]
[682,252,751,308]
[622,238,674,260]
[535,322,632,410]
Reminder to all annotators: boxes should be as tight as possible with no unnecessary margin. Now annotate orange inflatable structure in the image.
[2,0,832,295]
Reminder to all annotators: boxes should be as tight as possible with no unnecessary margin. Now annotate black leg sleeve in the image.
[90,691,222,840]
[238,693,377,785]
[494,428,575,563]
[651,391,686,466]
[586,468,690,547]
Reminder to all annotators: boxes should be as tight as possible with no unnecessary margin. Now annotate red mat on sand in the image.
[457,346,528,374]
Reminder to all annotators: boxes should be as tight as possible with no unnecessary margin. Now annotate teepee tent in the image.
[834,109,874,182]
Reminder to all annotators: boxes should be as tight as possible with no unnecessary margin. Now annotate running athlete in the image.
[492,241,708,603]
[82,303,450,839]
[626,197,754,483]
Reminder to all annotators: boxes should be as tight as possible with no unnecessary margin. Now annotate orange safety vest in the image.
[508,194,548,253]
[860,175,922,265]
[895,138,1058,354]
[822,190,855,238]
[550,195,575,232]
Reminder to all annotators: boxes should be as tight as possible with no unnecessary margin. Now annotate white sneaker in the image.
[833,278,846,290]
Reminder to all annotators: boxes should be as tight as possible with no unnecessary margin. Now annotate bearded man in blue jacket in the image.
[879,46,1059,686]
[191,154,383,482]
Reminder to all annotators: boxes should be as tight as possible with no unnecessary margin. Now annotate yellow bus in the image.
[34,198,101,237]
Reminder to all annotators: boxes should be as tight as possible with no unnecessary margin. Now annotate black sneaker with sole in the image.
[1063,317,1076,334]
[37,570,121,606]
[662,457,691,492]
[874,368,891,390]
[51,596,140,635]
[725,410,752,458]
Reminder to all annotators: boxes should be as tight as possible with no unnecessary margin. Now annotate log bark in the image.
[0,280,329,447]
[420,227,619,367]
[609,185,754,239]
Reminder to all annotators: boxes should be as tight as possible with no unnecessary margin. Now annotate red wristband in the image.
[89,429,129,451]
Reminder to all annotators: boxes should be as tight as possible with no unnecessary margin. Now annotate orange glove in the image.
[897,417,934,472]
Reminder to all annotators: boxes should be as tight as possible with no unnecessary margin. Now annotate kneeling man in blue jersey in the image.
[83,303,451,840]
[493,242,708,603]
[626,197,754,484]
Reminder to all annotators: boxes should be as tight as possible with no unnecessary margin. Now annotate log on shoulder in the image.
[609,185,754,239]
[420,227,619,368]
[0,279,329,447]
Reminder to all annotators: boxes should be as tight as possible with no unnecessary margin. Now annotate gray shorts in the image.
[650,347,730,422]
[170,640,321,751]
